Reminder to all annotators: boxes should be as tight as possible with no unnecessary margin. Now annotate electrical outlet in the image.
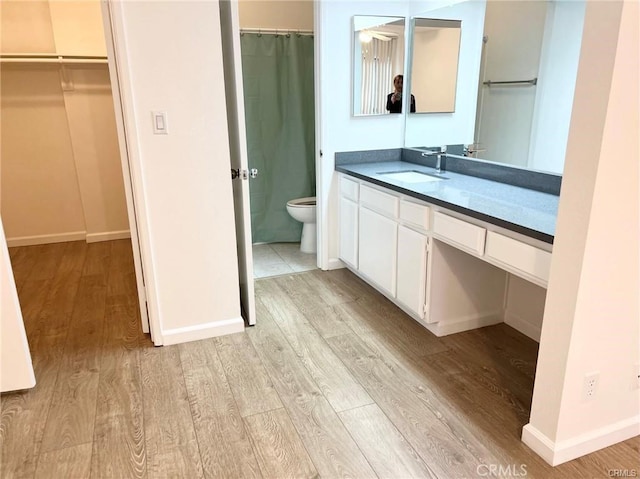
[582,372,599,401]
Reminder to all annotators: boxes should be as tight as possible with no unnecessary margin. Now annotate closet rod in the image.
[240,28,313,36]
[0,54,107,64]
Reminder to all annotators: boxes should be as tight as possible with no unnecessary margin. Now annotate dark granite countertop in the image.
[336,160,559,244]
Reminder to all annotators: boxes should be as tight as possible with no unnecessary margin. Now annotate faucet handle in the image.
[464,143,485,156]
[421,146,447,157]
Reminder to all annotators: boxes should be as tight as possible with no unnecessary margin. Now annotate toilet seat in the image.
[287,197,316,207]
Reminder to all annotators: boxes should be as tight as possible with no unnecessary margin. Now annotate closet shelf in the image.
[1,54,107,64]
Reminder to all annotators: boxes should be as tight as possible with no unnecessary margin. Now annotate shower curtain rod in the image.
[240,28,313,36]
[0,54,108,64]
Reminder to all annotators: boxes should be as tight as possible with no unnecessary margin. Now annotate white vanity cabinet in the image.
[337,173,551,339]
[339,176,429,319]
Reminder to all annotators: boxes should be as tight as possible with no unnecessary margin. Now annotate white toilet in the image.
[286,197,317,253]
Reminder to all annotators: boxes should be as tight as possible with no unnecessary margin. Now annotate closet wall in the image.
[0,0,129,246]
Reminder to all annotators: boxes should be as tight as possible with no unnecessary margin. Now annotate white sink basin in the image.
[378,171,444,183]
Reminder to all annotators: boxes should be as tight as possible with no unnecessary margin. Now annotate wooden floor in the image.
[1,240,638,478]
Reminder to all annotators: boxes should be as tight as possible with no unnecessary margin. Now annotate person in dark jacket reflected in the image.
[386,74,416,113]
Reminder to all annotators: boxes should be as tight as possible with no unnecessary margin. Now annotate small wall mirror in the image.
[409,18,462,114]
[352,15,406,116]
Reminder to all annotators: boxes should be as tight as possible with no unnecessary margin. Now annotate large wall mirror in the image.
[409,18,462,114]
[405,1,586,175]
[352,15,405,116]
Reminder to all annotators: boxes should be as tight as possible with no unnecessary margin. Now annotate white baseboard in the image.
[425,312,503,337]
[504,310,541,342]
[6,230,132,247]
[326,257,345,270]
[6,231,86,247]
[86,230,131,243]
[161,317,245,346]
[522,416,640,466]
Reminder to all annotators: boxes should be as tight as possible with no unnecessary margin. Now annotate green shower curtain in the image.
[241,33,316,244]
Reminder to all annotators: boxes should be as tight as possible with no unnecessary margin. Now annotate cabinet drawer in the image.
[399,200,430,231]
[360,184,398,218]
[485,231,552,285]
[340,176,359,202]
[433,212,486,255]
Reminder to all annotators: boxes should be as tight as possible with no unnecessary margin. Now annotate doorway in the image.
[235,2,317,280]
[1,2,148,342]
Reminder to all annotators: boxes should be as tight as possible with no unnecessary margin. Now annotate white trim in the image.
[424,312,503,337]
[326,257,345,271]
[522,417,640,466]
[161,317,245,346]
[6,231,86,247]
[314,0,328,271]
[101,0,151,337]
[86,230,131,243]
[104,0,162,344]
[521,424,557,465]
[504,310,541,343]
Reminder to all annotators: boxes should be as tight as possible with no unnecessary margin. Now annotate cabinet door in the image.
[396,225,428,320]
[359,206,398,297]
[339,197,359,268]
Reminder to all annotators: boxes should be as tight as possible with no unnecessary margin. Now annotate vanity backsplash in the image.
[335,146,562,196]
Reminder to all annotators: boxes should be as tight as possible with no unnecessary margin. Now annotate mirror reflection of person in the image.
[386,74,416,113]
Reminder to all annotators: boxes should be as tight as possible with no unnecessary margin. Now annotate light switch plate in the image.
[152,111,168,135]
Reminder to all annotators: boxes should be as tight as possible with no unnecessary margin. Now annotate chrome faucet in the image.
[421,146,447,174]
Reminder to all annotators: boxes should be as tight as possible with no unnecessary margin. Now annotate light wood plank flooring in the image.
[1,240,638,478]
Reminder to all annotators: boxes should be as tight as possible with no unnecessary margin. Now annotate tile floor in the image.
[252,242,317,278]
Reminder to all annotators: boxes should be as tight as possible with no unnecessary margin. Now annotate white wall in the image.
[0,0,56,54]
[48,0,107,56]
[404,0,485,147]
[528,1,586,174]
[316,0,411,269]
[1,66,88,244]
[109,0,243,343]
[60,67,130,243]
[238,0,313,30]
[504,275,546,343]
[523,0,639,464]
[411,27,460,113]
[0,219,36,392]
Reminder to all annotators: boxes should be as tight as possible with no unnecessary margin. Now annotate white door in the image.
[1,220,36,392]
[339,197,359,269]
[219,0,256,325]
[359,206,398,297]
[396,225,428,320]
